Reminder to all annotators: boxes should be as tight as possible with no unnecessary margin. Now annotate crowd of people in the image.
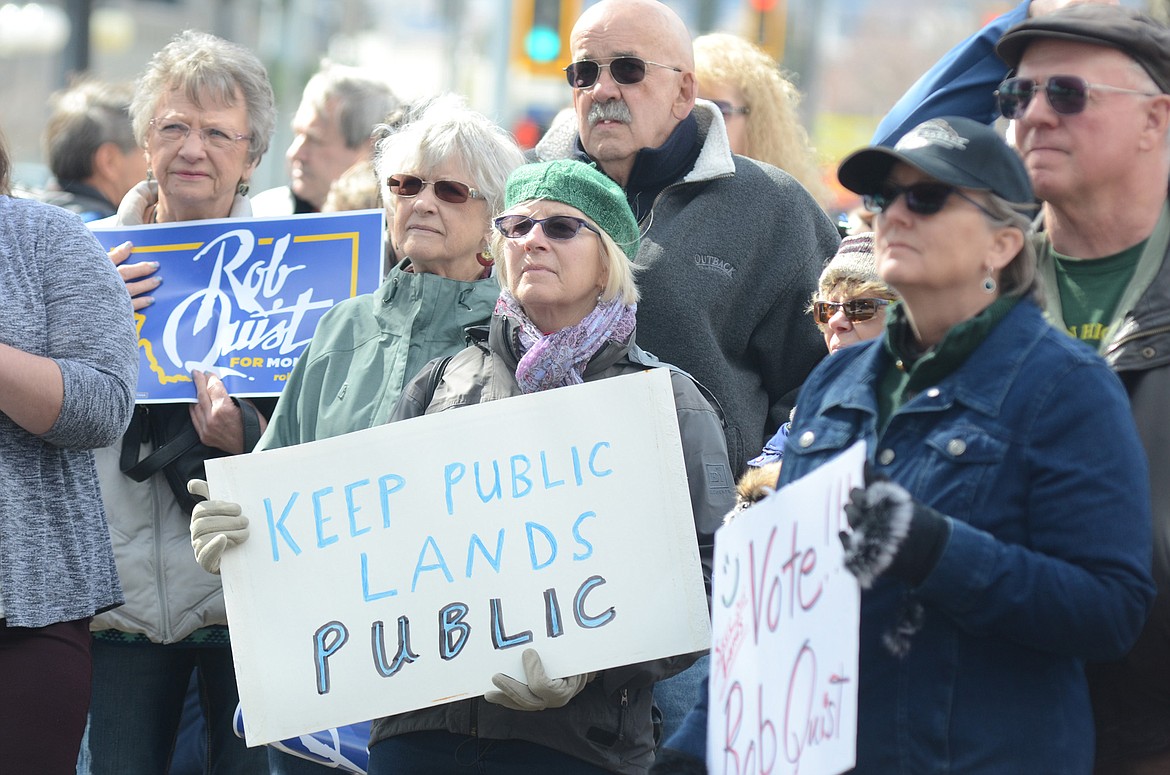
[3,0,1170,773]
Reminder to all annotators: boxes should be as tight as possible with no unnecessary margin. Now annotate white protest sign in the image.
[206,368,712,745]
[707,441,864,775]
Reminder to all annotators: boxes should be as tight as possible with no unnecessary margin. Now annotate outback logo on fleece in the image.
[695,254,735,278]
[896,118,969,153]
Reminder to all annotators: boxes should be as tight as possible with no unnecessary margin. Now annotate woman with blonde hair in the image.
[693,32,831,206]
[191,159,734,774]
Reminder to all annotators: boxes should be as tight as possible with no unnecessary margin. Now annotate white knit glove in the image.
[483,648,594,711]
[188,479,250,575]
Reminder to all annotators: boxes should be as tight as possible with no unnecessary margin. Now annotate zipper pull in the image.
[618,688,629,742]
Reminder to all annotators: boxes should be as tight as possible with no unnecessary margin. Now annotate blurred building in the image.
[0,0,1156,198]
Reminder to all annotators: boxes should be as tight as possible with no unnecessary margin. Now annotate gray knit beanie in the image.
[819,233,879,289]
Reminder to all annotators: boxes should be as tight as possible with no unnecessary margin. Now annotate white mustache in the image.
[588,101,633,126]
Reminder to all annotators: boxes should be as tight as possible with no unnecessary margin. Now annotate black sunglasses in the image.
[995,75,1157,120]
[564,57,682,89]
[387,174,482,204]
[494,214,602,241]
[863,182,994,218]
[812,298,891,325]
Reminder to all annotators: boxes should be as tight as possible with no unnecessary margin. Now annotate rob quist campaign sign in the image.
[206,370,714,745]
[91,210,384,402]
[708,442,863,775]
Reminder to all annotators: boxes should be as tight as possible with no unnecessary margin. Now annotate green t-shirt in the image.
[1053,241,1145,348]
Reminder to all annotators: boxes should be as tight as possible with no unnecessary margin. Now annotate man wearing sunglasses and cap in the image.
[870,0,1117,147]
[995,6,1170,773]
[535,0,839,481]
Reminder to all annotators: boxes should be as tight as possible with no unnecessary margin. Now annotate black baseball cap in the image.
[996,4,1170,95]
[837,116,1034,205]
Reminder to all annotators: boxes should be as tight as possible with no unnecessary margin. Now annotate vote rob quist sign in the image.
[708,442,864,775]
[206,370,713,745]
[91,210,384,402]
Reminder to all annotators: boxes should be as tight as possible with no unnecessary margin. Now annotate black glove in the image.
[841,473,950,588]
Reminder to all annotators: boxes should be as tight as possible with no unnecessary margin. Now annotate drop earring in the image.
[982,268,997,294]
[237,180,250,197]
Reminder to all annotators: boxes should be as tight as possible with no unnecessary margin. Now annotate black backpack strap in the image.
[120,408,201,483]
[119,405,149,475]
[233,397,264,452]
[424,355,454,409]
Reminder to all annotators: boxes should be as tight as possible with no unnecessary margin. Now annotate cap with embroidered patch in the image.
[837,116,1034,205]
[996,4,1170,95]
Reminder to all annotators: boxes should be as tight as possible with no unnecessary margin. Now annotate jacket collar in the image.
[1037,199,1170,357]
[109,179,253,225]
[534,99,736,186]
[375,257,499,318]
[59,181,116,213]
[823,300,1049,420]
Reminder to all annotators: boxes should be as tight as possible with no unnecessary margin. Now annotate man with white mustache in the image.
[535,0,839,479]
[534,0,841,752]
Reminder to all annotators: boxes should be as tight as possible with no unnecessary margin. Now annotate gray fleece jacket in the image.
[0,195,137,627]
[536,101,839,472]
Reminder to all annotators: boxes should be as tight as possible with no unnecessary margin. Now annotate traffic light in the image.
[512,0,581,79]
[747,0,786,63]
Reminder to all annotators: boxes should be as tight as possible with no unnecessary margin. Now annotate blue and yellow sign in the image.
[92,210,384,403]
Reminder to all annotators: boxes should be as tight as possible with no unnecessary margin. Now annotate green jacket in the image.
[258,259,499,451]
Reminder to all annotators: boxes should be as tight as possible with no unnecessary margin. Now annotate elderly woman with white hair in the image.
[194,93,526,775]
[256,93,525,451]
[85,29,277,775]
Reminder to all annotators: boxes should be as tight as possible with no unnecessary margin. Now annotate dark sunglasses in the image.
[812,298,891,325]
[564,57,682,89]
[863,182,994,218]
[387,174,482,204]
[995,75,1157,120]
[494,214,602,241]
[711,100,750,118]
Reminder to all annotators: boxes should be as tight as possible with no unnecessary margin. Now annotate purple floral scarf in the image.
[494,290,637,393]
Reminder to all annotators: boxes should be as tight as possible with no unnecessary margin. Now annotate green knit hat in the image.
[504,159,640,260]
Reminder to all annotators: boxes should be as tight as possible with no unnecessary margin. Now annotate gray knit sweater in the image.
[0,195,137,627]
[536,101,839,472]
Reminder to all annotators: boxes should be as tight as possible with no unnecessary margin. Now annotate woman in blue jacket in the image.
[775,116,1155,773]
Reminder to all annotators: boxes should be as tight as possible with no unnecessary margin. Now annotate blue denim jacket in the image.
[778,299,1155,773]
